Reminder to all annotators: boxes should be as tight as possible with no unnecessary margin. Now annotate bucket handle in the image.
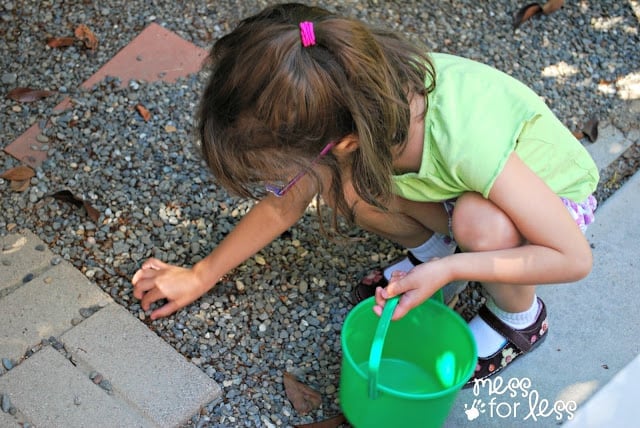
[368,296,400,399]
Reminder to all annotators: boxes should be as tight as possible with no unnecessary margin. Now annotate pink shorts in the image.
[444,194,597,237]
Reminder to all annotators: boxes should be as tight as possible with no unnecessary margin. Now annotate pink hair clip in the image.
[299,21,316,47]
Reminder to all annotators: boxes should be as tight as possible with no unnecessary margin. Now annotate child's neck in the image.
[392,94,425,174]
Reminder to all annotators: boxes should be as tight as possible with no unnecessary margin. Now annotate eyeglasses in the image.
[265,141,336,197]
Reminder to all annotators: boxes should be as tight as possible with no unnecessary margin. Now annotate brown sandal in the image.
[352,249,467,306]
[351,251,423,304]
[464,297,549,388]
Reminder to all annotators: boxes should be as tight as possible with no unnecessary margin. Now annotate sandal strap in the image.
[477,298,546,354]
[406,251,422,266]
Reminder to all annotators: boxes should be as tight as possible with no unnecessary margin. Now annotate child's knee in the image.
[452,193,523,252]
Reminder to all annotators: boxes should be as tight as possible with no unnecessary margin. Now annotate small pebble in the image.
[22,273,34,283]
[1,393,11,413]
[1,358,13,371]
[99,379,113,392]
[35,133,49,143]
[92,373,103,384]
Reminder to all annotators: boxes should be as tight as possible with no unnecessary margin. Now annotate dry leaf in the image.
[513,0,564,28]
[295,414,347,428]
[136,104,152,121]
[582,117,599,142]
[1,165,36,181]
[513,3,542,29]
[49,190,101,222]
[572,130,585,139]
[47,37,76,48]
[542,0,564,14]
[7,87,57,102]
[10,179,30,192]
[283,372,322,415]
[74,24,99,50]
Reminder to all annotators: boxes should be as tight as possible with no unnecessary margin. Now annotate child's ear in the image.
[332,134,359,156]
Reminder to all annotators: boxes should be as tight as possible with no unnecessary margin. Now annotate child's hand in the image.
[373,262,446,320]
[132,258,210,320]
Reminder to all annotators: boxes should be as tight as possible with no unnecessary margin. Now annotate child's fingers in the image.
[132,278,153,299]
[140,287,165,311]
[141,257,168,271]
[391,296,417,320]
[374,286,386,306]
[132,267,156,286]
[383,275,409,298]
[151,301,180,320]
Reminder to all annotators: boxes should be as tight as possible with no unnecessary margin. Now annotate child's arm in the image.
[377,152,594,319]
[132,182,315,319]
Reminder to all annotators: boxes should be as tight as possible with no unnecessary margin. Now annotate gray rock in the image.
[1,358,13,371]
[1,72,16,84]
[1,393,11,413]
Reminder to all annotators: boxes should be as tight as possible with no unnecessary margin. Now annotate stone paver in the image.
[0,347,152,428]
[0,230,221,427]
[62,303,222,427]
[0,409,16,427]
[0,231,55,294]
[0,251,111,362]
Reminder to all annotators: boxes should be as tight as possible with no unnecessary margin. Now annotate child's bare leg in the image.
[351,197,447,248]
[451,192,536,310]
[331,183,457,293]
[452,192,540,357]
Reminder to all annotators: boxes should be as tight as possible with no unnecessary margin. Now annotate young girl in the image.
[132,3,598,385]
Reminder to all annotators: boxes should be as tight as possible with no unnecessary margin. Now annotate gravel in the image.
[1,1,639,427]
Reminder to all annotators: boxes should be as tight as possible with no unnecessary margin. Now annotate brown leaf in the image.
[136,104,152,121]
[7,87,57,102]
[572,130,585,139]
[47,36,76,48]
[9,179,30,192]
[49,190,101,222]
[512,3,542,29]
[283,372,322,415]
[295,414,347,428]
[1,165,36,181]
[542,0,564,14]
[74,24,99,50]
[582,117,599,142]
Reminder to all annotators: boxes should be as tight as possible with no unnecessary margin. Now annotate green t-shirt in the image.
[392,53,599,202]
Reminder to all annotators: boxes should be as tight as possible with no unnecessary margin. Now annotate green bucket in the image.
[340,296,477,428]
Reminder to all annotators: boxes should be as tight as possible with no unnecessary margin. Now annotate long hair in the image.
[198,3,435,229]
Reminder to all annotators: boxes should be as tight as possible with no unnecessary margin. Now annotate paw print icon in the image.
[464,399,486,421]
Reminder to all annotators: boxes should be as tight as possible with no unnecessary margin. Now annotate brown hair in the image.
[198,3,435,229]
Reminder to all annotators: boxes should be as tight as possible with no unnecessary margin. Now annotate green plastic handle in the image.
[368,296,400,399]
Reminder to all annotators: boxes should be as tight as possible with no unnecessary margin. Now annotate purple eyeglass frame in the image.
[265,141,336,197]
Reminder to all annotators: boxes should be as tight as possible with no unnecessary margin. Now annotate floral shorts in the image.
[444,194,597,238]
[560,194,597,234]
